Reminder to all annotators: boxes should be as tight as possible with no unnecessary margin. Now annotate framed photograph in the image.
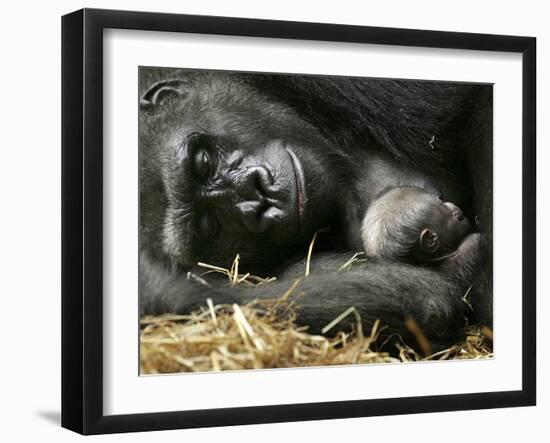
[62,8,536,435]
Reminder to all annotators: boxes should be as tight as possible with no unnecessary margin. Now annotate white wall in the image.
[0,0,546,441]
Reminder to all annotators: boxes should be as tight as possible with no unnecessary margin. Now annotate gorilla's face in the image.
[140,74,347,270]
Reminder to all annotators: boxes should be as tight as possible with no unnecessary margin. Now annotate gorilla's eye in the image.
[196,214,219,240]
[193,149,211,179]
[188,134,215,182]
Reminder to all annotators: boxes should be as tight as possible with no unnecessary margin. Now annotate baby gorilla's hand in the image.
[458,232,482,256]
[442,233,483,288]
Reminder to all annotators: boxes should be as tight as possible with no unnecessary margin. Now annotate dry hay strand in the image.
[140,297,399,374]
[140,298,493,374]
[198,254,277,287]
[397,326,494,362]
[140,252,493,374]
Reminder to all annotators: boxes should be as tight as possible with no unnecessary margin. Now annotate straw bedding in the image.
[140,254,492,374]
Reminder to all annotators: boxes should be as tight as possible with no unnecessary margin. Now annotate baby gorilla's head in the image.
[361,186,472,264]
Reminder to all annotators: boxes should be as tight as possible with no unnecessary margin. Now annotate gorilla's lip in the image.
[285,147,306,227]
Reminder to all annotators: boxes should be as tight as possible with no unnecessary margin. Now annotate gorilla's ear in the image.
[140,79,189,111]
[419,228,440,254]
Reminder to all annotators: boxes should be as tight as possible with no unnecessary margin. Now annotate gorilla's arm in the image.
[140,253,468,350]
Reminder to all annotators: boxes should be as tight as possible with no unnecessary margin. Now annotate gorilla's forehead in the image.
[177,77,307,139]
[145,72,328,154]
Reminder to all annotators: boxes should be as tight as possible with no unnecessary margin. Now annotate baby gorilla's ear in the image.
[419,228,440,253]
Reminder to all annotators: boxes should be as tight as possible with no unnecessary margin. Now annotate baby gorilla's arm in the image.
[440,233,483,287]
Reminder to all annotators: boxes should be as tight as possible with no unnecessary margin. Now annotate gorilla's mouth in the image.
[285,147,306,227]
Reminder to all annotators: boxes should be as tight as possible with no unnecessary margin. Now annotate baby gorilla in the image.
[361,186,481,284]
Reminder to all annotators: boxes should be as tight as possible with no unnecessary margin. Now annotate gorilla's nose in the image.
[444,202,464,221]
[233,166,282,233]
[233,166,273,201]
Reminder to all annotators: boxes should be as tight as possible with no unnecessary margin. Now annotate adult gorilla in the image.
[139,68,492,351]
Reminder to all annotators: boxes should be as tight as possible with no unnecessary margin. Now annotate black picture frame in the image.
[61,8,536,435]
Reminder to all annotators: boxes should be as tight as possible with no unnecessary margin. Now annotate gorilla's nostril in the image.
[256,166,274,194]
[235,166,272,201]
